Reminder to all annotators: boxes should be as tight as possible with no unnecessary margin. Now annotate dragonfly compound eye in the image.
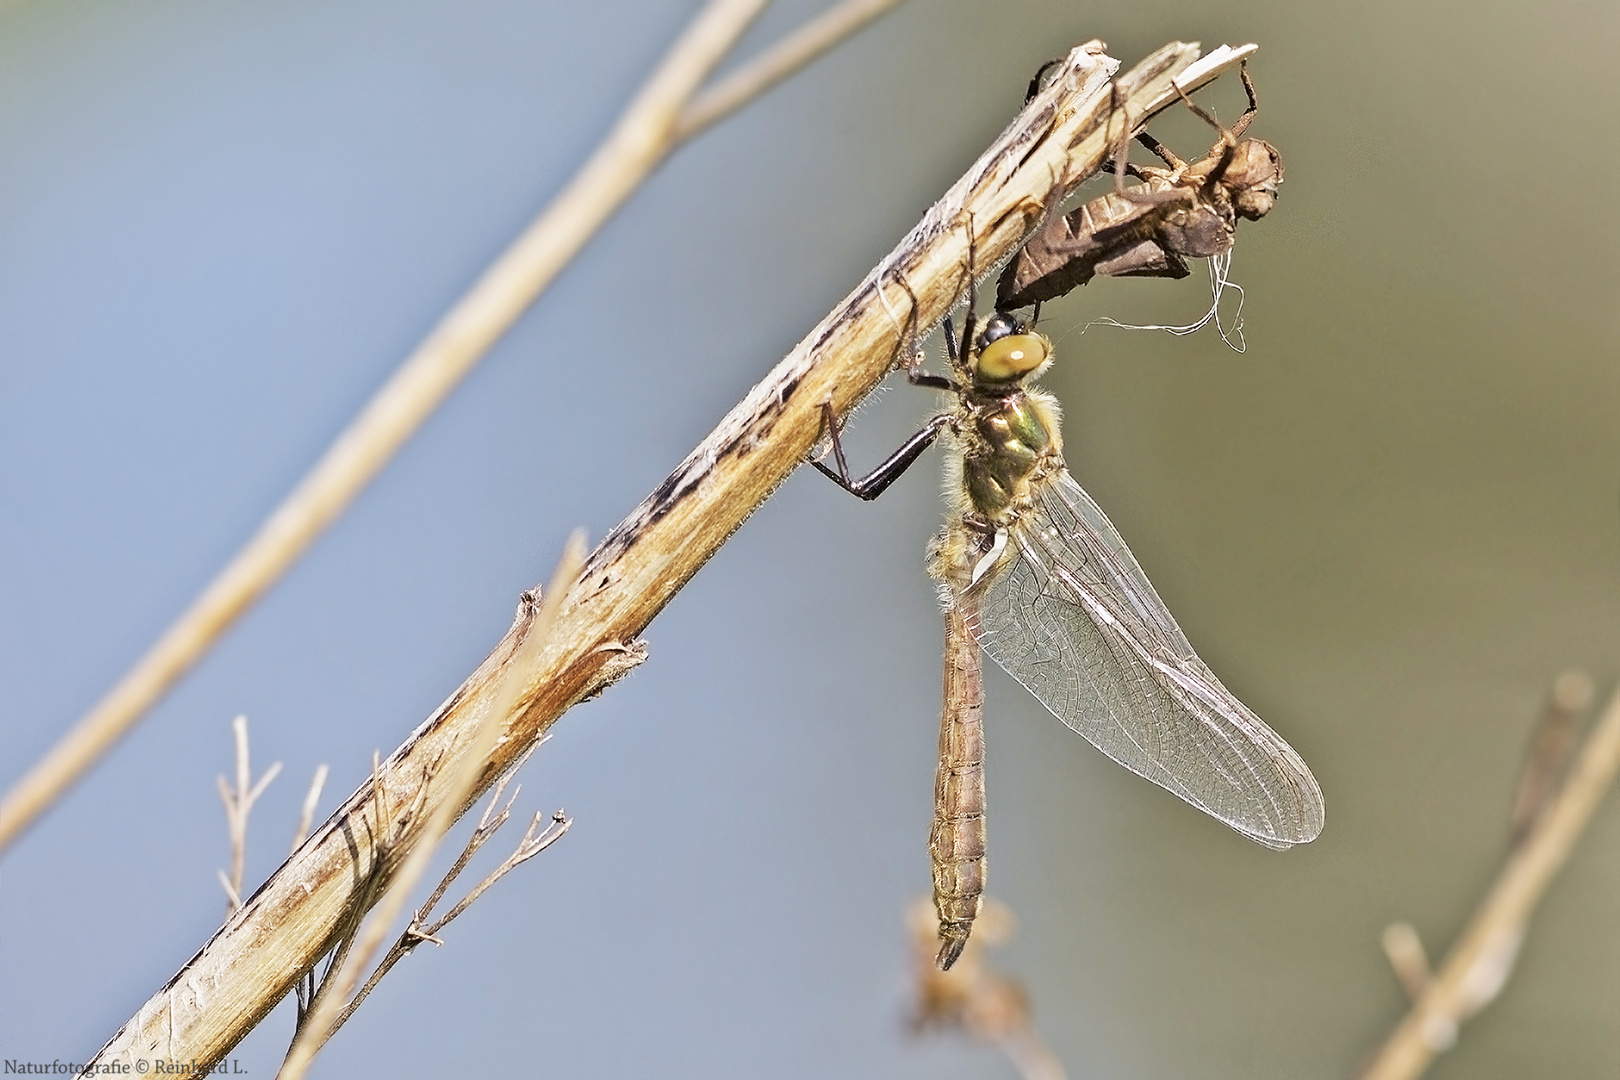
[973,332,1050,383]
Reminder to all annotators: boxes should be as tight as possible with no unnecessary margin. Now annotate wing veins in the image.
[973,471,1324,846]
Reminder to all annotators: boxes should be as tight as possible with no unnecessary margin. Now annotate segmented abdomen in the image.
[930,597,987,970]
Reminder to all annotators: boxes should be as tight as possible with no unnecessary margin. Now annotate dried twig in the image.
[333,794,572,1034]
[0,0,900,855]
[289,764,330,856]
[278,538,582,1080]
[673,0,902,141]
[1378,921,1432,1003]
[84,41,1257,1073]
[1508,669,1592,845]
[907,899,1065,1080]
[1357,678,1620,1080]
[407,769,529,932]
[416,809,570,935]
[216,716,281,916]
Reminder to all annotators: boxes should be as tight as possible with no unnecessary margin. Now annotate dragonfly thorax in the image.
[959,387,1061,523]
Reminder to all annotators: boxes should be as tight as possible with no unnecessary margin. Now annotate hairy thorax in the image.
[957,387,1063,525]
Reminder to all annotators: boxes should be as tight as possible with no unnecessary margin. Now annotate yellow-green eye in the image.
[973,333,1050,382]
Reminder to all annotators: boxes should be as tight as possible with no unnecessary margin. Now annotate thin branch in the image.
[279,539,583,1080]
[217,716,281,916]
[84,41,1256,1073]
[1508,669,1592,845]
[289,764,330,855]
[332,781,527,1023]
[673,0,903,141]
[1357,681,1620,1080]
[422,809,572,938]
[1379,922,1432,1003]
[336,807,572,1032]
[409,771,531,935]
[215,872,243,913]
[412,771,524,924]
[0,0,899,854]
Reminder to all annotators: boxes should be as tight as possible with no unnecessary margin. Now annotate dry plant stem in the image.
[0,0,868,854]
[1379,922,1432,1002]
[673,0,903,140]
[85,41,1254,1073]
[1508,669,1593,844]
[278,538,582,1080]
[217,716,281,915]
[1358,684,1620,1080]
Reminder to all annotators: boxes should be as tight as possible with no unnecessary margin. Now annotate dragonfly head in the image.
[1225,138,1283,221]
[971,312,1052,385]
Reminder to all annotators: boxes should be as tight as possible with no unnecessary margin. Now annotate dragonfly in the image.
[995,61,1283,313]
[813,258,1324,969]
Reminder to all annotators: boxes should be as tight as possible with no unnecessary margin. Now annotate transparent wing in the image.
[971,470,1324,847]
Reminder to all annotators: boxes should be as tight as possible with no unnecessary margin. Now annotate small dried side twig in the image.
[216,716,281,916]
[907,898,1066,1080]
[333,793,572,1032]
[1357,675,1620,1080]
[278,537,583,1080]
[1508,669,1593,845]
[673,0,901,141]
[289,764,330,855]
[1378,921,1432,1003]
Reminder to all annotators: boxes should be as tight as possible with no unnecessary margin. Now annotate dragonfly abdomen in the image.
[930,598,987,970]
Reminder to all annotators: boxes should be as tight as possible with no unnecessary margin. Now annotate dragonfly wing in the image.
[970,470,1324,847]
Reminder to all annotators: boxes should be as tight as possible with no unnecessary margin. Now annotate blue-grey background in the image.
[2,1,1616,1077]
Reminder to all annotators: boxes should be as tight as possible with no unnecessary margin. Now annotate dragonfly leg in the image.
[810,402,950,501]
[955,218,980,369]
[1229,60,1259,141]
[1169,68,1245,198]
[908,369,956,393]
[811,270,957,499]
[1135,129,1188,171]
[891,274,958,392]
[1022,56,1063,105]
[1183,62,1265,207]
[1105,81,1185,208]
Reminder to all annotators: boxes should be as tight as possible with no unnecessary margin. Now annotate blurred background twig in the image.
[1357,676,1620,1080]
